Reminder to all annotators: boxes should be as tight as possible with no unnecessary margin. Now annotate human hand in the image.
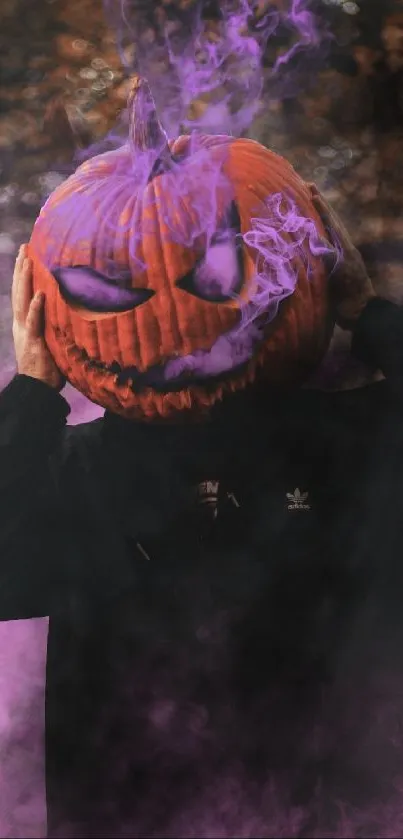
[309,183,376,330]
[12,245,65,391]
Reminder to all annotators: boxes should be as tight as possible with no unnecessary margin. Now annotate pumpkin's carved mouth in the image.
[80,353,242,393]
[76,316,266,394]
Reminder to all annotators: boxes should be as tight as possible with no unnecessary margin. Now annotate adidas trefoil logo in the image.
[286,488,311,511]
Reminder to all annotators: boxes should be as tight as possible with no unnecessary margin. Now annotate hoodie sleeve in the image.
[0,374,71,620]
[352,297,403,382]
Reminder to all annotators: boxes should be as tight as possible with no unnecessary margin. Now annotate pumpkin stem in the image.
[127,75,174,178]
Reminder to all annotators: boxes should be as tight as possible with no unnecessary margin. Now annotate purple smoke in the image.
[192,233,242,300]
[162,0,273,136]
[75,0,331,167]
[242,190,330,322]
[165,192,332,382]
[273,0,322,72]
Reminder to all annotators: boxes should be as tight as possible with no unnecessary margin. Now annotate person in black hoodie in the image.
[2,184,403,838]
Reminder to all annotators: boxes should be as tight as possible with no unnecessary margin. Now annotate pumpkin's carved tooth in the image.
[67,345,83,362]
[116,366,138,386]
[81,352,112,375]
[126,378,134,390]
[110,360,122,374]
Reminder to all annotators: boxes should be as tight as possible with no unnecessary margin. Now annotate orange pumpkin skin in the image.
[29,134,333,421]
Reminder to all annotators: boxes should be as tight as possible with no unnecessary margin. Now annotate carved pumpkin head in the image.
[28,78,333,421]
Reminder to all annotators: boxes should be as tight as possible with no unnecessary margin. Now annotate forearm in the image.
[0,374,71,619]
[352,297,403,380]
[0,374,70,489]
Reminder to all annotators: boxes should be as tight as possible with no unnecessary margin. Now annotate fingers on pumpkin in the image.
[26,293,45,339]
[310,191,353,264]
[51,265,154,313]
[315,237,339,273]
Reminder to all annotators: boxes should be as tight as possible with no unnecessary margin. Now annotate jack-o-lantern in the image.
[28,77,333,421]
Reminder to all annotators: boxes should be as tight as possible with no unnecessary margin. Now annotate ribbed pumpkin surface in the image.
[29,134,333,420]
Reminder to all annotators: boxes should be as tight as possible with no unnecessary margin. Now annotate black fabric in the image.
[2,298,403,836]
[352,296,403,378]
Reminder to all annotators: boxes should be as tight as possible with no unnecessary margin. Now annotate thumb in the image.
[316,234,339,272]
[307,181,320,199]
[26,291,45,339]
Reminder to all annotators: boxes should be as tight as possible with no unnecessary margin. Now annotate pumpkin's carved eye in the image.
[52,265,154,313]
[177,232,244,303]
[177,201,244,304]
[51,201,244,311]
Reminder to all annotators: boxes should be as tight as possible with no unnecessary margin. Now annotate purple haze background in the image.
[0,1,394,838]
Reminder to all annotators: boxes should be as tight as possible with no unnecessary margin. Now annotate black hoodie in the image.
[2,297,403,838]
